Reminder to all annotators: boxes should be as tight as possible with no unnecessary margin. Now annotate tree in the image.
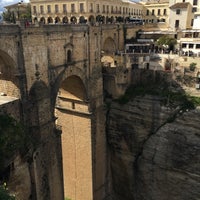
[0,115,27,172]
[2,3,31,23]
[2,10,16,23]
[156,35,177,51]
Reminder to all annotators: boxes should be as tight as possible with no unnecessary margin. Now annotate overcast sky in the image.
[0,0,29,12]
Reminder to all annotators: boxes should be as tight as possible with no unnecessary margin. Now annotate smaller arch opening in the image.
[47,17,53,24]
[67,50,72,63]
[62,16,68,24]
[79,16,87,24]
[55,16,61,24]
[70,16,77,24]
[40,17,45,24]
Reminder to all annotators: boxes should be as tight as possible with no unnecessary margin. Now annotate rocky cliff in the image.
[106,72,200,200]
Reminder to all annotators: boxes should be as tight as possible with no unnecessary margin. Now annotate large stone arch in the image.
[55,74,92,200]
[0,49,20,98]
[102,37,116,54]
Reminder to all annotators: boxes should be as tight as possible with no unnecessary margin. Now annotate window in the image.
[71,4,75,13]
[191,19,194,26]
[103,5,105,13]
[47,5,51,13]
[55,5,59,13]
[176,9,180,14]
[90,3,93,12]
[107,5,109,13]
[152,9,155,15]
[96,4,100,13]
[189,44,194,48]
[80,3,84,12]
[158,9,160,15]
[67,50,72,62]
[182,43,187,48]
[146,10,149,16]
[163,9,167,15]
[33,6,36,14]
[196,44,200,48]
[111,6,113,13]
[193,0,198,5]
[192,7,197,12]
[175,20,179,27]
[40,5,44,14]
[63,4,67,13]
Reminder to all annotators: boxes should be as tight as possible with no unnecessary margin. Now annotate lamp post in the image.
[17,0,23,20]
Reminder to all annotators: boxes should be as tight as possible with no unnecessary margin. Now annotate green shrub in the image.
[0,184,15,200]
[0,115,30,172]
[189,62,197,72]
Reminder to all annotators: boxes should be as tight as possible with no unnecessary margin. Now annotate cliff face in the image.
[107,96,200,200]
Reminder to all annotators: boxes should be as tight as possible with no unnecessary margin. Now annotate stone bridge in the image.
[0,23,137,200]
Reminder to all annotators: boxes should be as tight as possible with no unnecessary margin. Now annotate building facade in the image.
[142,0,169,25]
[30,0,144,24]
[169,2,193,31]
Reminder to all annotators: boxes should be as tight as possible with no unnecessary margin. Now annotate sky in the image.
[0,0,29,12]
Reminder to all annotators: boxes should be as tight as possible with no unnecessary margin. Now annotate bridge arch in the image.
[102,37,116,54]
[55,74,92,200]
[0,49,20,98]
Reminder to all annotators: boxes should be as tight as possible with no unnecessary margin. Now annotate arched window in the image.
[67,50,72,63]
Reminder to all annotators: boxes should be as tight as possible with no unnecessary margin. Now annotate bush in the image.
[0,115,29,172]
[0,184,15,200]
[189,62,197,72]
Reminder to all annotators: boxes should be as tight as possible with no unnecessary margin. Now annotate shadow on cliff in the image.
[106,69,200,200]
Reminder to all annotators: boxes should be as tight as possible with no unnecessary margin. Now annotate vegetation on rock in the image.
[0,115,30,173]
[0,183,15,200]
[116,83,200,111]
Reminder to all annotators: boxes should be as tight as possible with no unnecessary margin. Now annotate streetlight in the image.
[17,0,23,20]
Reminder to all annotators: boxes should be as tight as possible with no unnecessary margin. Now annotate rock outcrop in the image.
[107,95,200,200]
